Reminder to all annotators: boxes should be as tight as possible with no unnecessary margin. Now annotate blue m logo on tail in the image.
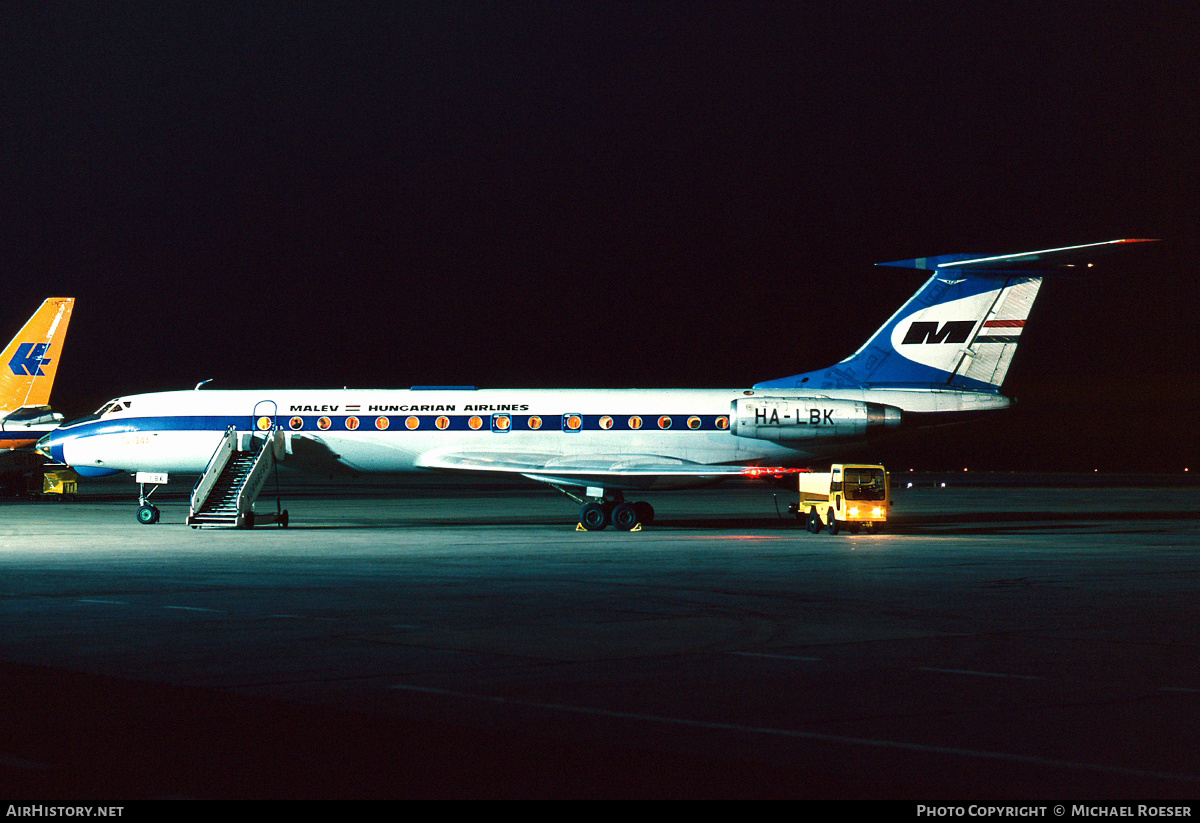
[9,342,52,376]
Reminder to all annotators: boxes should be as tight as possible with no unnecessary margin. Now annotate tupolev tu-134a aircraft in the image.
[38,240,1153,529]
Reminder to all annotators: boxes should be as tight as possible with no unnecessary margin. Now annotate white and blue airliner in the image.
[37,240,1152,529]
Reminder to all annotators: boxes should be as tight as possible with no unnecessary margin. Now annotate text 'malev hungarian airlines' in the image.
[37,240,1153,529]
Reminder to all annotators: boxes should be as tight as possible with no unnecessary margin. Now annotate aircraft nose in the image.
[36,431,63,463]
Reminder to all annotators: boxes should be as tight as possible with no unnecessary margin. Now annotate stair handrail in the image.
[189,426,239,519]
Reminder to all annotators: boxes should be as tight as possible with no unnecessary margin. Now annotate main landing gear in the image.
[579,498,654,532]
[551,484,653,531]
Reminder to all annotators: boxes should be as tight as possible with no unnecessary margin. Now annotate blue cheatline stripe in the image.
[278,413,733,433]
[52,413,735,438]
[0,432,52,442]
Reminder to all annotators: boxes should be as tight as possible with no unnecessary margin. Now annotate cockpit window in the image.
[62,399,122,428]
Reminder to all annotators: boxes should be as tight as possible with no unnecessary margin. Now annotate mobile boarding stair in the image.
[187,426,289,528]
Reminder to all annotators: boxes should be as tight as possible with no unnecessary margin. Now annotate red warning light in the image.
[740,467,811,478]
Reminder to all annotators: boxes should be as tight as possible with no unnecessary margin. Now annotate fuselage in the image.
[38,386,1008,479]
[1,406,64,452]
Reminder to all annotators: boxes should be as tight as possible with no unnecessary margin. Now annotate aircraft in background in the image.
[37,241,1153,528]
[1,297,74,453]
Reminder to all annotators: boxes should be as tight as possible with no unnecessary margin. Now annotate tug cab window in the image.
[843,467,886,501]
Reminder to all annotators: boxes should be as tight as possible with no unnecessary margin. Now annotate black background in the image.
[4,3,1195,470]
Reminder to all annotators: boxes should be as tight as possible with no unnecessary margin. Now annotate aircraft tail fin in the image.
[755,240,1156,392]
[0,298,75,410]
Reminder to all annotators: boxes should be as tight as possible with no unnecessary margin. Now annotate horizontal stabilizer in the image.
[878,239,1157,274]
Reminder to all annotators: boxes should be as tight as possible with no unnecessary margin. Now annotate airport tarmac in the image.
[1,474,1198,799]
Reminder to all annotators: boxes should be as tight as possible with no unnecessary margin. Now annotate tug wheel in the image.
[806,508,822,534]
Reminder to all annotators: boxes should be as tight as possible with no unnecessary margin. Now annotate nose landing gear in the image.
[135,480,161,525]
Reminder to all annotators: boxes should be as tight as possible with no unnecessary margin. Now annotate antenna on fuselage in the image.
[194,379,213,390]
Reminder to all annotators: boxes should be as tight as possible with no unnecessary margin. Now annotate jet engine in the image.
[730,396,901,442]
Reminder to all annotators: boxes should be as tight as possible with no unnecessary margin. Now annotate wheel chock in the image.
[576,521,643,532]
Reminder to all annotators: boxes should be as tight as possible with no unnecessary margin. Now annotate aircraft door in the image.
[252,400,278,433]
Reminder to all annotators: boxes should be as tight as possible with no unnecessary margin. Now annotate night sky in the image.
[3,4,1196,470]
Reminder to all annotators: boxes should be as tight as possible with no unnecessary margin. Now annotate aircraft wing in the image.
[286,435,764,489]
[413,450,757,491]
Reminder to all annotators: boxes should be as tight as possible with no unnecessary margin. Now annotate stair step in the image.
[189,432,280,527]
